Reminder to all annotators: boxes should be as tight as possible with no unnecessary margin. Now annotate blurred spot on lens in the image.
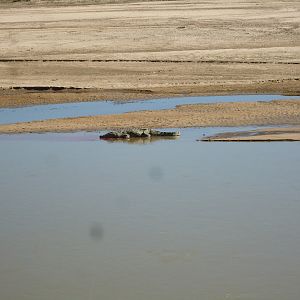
[89,222,103,241]
[148,166,163,182]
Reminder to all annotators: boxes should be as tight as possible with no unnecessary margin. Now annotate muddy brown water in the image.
[0,128,300,300]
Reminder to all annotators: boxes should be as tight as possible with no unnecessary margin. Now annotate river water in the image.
[1,94,299,124]
[0,128,300,300]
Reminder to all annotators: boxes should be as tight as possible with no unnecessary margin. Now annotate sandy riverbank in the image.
[0,0,299,108]
[0,100,299,134]
[202,127,300,141]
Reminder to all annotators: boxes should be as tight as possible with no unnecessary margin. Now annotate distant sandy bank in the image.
[0,0,299,108]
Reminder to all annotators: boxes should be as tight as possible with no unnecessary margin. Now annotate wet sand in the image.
[0,0,299,108]
[202,127,300,142]
[0,100,299,134]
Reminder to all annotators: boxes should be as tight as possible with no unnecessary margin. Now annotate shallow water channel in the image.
[1,94,299,124]
[0,128,300,300]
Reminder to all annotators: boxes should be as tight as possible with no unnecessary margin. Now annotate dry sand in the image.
[0,0,299,108]
[201,126,300,142]
[1,99,300,134]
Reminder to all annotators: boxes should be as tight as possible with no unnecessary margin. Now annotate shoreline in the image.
[1,85,299,109]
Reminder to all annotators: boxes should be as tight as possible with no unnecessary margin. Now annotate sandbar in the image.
[1,100,300,134]
[201,127,300,142]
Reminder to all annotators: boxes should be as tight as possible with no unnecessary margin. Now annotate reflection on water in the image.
[102,136,180,145]
[1,94,299,124]
[0,128,300,300]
